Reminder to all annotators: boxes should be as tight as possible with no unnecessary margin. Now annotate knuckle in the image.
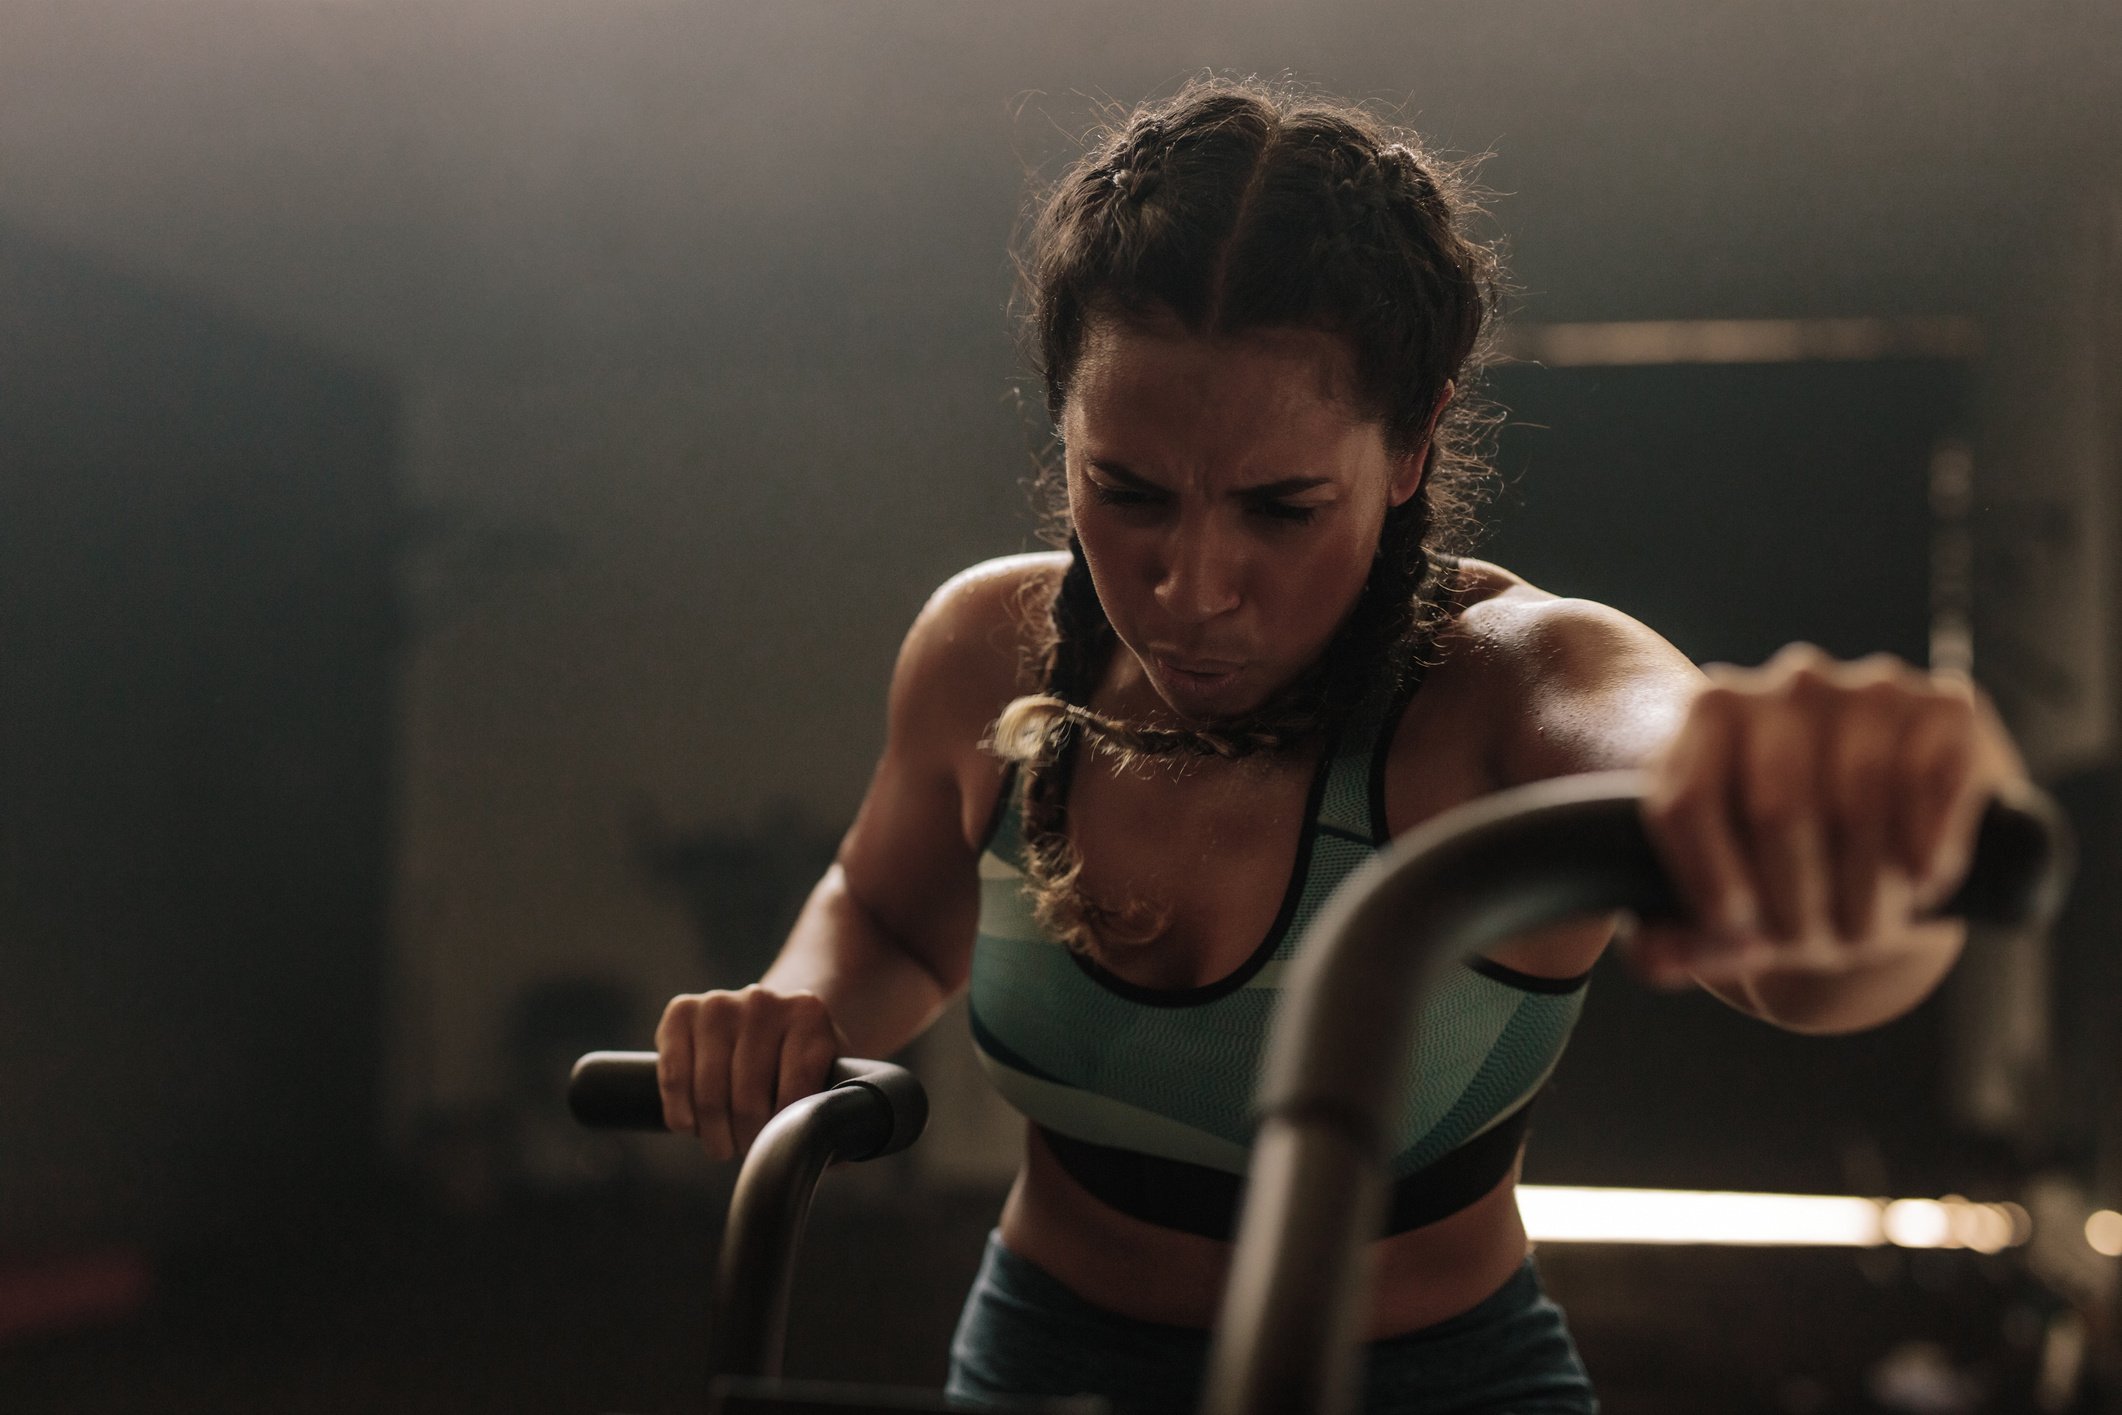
[1850,651,1906,680]
[1826,652,1916,698]
[1785,661,1832,698]
[1767,642,1832,682]
[743,985,799,1023]
[1850,677,1906,714]
[1691,682,1743,718]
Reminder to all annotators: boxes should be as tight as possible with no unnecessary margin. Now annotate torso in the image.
[945,554,1615,1337]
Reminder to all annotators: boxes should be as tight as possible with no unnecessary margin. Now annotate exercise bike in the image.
[570,770,2072,1415]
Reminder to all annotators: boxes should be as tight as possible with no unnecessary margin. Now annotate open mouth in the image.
[1153,656,1244,689]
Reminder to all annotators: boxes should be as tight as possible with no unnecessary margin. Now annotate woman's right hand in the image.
[654,986,850,1161]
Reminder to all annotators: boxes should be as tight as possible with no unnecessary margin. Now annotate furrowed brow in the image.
[1087,459,1162,488]
[1085,462,1333,498]
[1237,476,1334,498]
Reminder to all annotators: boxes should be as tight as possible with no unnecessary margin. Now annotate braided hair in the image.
[993,77,1507,957]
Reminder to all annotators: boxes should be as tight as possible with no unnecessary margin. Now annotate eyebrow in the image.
[1088,460,1335,498]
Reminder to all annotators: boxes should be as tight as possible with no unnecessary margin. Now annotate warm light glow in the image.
[1883,1198,1952,1248]
[1518,1187,1882,1246]
[2088,1210,2122,1258]
[1496,316,1982,367]
[1956,1201,2022,1255]
[1519,1187,2030,1250]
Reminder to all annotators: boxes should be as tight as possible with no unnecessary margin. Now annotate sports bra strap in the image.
[1315,677,1399,842]
[1313,551,1466,844]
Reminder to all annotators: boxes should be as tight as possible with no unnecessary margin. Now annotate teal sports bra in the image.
[966,654,1590,1240]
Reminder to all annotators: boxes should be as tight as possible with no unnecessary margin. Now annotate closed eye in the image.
[1089,481,1163,511]
[1249,500,1320,525]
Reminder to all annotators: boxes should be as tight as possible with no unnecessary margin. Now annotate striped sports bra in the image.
[966,652,1590,1241]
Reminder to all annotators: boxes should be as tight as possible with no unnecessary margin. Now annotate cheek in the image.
[1070,517,1143,626]
[1268,526,1374,621]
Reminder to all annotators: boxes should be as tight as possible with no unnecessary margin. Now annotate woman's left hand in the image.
[1630,643,2028,997]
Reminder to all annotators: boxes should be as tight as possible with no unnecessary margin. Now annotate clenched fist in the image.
[655,986,851,1161]
[1632,643,2024,995]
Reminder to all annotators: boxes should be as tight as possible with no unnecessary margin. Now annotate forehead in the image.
[1065,318,1376,466]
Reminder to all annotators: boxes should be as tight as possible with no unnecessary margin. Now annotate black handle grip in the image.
[565,1052,927,1162]
[1931,788,2074,931]
[1617,784,2071,932]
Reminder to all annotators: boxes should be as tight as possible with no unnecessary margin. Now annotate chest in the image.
[1063,748,1319,988]
[1061,657,1501,985]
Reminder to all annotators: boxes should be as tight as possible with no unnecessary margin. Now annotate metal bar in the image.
[708,1085,887,1382]
[1200,770,2068,1415]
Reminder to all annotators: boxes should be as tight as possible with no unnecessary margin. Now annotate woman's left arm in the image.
[1495,599,2031,1035]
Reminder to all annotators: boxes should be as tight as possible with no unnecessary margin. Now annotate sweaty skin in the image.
[657,321,2027,1339]
[986,549,1632,1335]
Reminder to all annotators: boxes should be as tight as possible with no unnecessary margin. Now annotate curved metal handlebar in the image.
[1200,771,2073,1415]
[567,1052,928,1163]
[567,1051,928,1379]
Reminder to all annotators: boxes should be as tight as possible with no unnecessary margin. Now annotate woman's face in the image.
[1063,318,1426,723]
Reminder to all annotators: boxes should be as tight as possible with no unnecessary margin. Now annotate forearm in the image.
[1711,920,1967,1035]
[758,863,960,1060]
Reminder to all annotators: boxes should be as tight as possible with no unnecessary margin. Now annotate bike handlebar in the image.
[1202,772,2074,1415]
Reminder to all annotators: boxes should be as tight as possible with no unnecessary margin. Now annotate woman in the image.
[655,78,2027,1413]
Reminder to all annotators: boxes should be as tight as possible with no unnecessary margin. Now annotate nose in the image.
[1152,524,1243,624]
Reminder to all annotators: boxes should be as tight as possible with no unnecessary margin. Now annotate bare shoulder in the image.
[888,551,1067,750]
[1427,557,1709,787]
[1381,558,1708,978]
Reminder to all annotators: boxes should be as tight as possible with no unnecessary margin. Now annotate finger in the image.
[775,992,840,1117]
[1824,670,1912,943]
[727,989,786,1157]
[1736,674,1830,943]
[691,992,739,1162]
[1643,683,1758,937]
[654,996,698,1134]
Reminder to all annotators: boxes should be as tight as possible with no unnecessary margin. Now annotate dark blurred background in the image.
[2,3,2118,1411]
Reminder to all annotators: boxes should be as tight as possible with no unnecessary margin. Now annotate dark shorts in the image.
[945,1231,1597,1415]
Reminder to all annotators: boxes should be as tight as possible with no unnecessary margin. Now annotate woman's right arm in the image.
[655,558,1049,1160]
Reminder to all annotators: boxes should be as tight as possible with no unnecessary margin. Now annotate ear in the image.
[1387,380,1455,507]
[1387,449,1426,507]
